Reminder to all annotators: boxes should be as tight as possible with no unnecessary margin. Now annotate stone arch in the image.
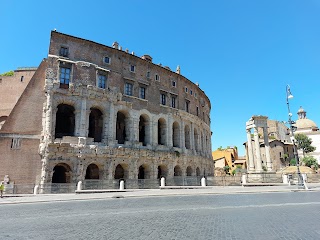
[138,164,151,179]
[185,124,191,149]
[194,128,199,152]
[158,117,167,145]
[85,163,100,179]
[139,114,151,146]
[114,163,129,179]
[55,104,75,138]
[174,165,182,176]
[116,110,129,144]
[157,165,168,179]
[172,121,180,148]
[196,167,201,177]
[186,166,193,176]
[52,163,72,183]
[88,108,103,142]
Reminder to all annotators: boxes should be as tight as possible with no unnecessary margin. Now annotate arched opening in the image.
[55,104,75,138]
[185,125,191,149]
[139,115,150,146]
[88,108,103,142]
[52,163,71,183]
[196,167,201,177]
[172,121,180,148]
[116,111,127,144]
[194,128,199,152]
[186,166,193,176]
[85,163,100,179]
[158,118,167,145]
[157,165,168,179]
[114,164,128,179]
[174,165,182,176]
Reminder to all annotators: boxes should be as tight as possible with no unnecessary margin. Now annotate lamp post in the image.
[286,85,304,188]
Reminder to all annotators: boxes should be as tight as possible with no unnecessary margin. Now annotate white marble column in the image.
[263,126,272,171]
[253,127,263,171]
[246,129,255,171]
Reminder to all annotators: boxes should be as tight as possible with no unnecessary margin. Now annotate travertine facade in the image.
[0,31,213,185]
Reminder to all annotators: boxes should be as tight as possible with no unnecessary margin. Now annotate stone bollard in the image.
[201,177,206,187]
[77,181,82,191]
[282,174,289,184]
[160,177,165,187]
[119,180,125,190]
[241,174,247,185]
[33,185,39,195]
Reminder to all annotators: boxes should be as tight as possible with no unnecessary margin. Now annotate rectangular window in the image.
[185,101,189,112]
[130,65,135,72]
[196,106,199,116]
[11,138,21,149]
[98,75,107,89]
[59,67,71,88]
[185,87,188,93]
[172,81,176,87]
[146,71,151,78]
[190,90,193,95]
[171,96,176,108]
[104,56,110,64]
[125,83,133,96]
[139,87,146,99]
[160,93,166,105]
[155,74,160,81]
[59,47,69,57]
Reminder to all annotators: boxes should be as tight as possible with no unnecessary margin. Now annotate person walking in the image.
[0,181,4,198]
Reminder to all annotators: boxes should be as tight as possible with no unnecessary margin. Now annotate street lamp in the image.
[286,85,304,188]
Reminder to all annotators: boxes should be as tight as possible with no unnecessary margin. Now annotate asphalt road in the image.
[1,191,320,240]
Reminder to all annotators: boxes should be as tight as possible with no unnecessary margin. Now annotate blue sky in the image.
[1,0,320,156]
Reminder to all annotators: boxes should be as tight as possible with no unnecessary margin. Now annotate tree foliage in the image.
[302,156,318,170]
[290,158,296,166]
[294,133,316,156]
[0,70,14,76]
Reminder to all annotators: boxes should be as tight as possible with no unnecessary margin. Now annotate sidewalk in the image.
[1,183,320,205]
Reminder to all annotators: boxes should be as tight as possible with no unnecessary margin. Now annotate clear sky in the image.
[1,0,320,156]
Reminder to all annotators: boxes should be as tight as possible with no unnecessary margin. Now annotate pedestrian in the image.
[0,181,4,198]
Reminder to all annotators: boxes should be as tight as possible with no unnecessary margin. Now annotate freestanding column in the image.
[263,127,272,171]
[253,127,263,171]
[246,129,255,171]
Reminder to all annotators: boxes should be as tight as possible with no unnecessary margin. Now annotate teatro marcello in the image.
[0,31,213,186]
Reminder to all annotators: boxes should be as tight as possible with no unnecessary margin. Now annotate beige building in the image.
[0,31,213,186]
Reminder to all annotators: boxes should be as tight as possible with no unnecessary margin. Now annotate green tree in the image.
[223,165,230,174]
[295,133,316,156]
[0,70,14,76]
[302,156,318,170]
[290,158,296,166]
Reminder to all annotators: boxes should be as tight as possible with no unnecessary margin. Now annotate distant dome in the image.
[295,118,318,129]
[295,106,317,129]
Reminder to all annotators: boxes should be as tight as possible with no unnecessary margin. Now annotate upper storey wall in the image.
[48,31,211,125]
[0,69,36,117]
